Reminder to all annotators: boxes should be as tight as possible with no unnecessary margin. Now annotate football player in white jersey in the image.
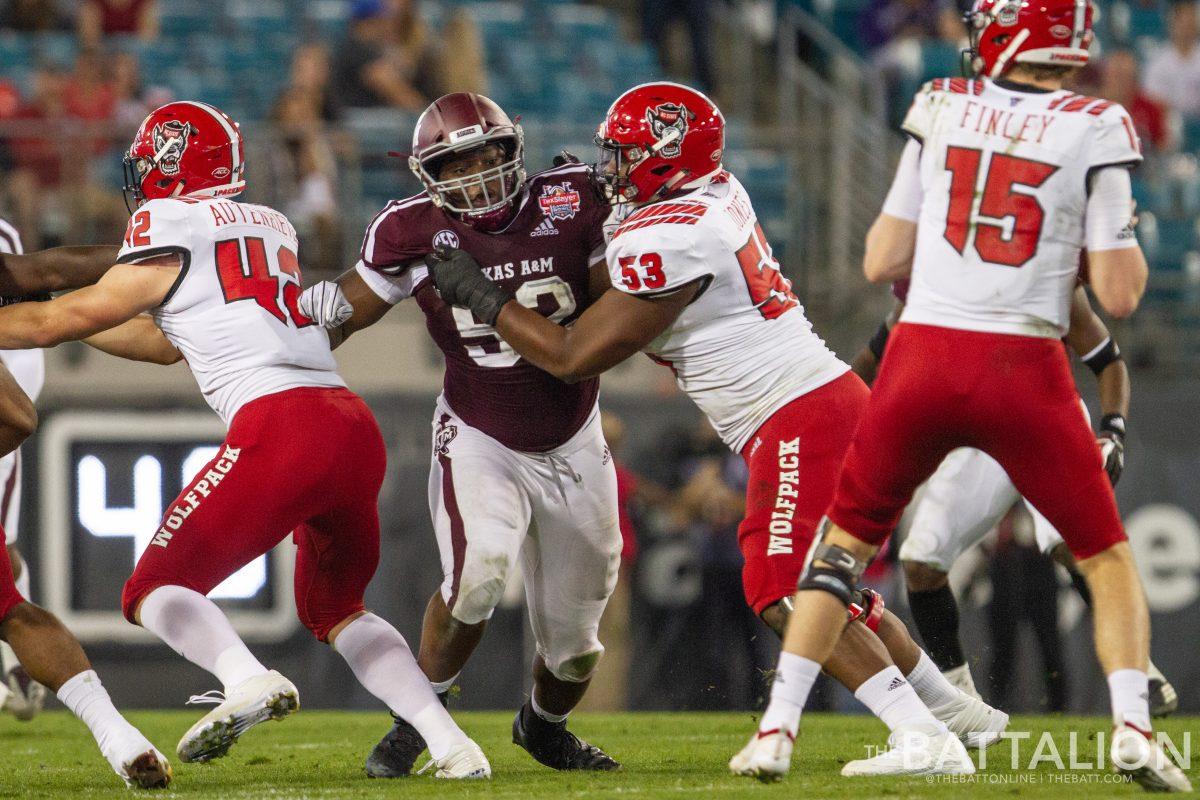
[424,82,1010,775]
[855,280,1177,716]
[0,101,491,779]
[742,0,1191,790]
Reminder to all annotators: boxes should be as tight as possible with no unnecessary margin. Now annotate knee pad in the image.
[450,562,512,626]
[796,541,868,607]
[545,648,604,683]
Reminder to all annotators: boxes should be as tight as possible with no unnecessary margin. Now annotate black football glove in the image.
[425,246,512,326]
[1098,413,1126,485]
[552,150,581,167]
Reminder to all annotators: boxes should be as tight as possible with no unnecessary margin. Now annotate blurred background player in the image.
[0,215,46,722]
[0,236,171,788]
[0,100,490,780]
[742,0,1192,790]
[854,279,1178,717]
[300,91,624,776]
[422,81,1013,775]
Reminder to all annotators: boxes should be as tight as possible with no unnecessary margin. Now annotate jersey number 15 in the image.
[943,146,1058,268]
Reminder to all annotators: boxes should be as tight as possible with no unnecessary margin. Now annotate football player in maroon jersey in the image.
[300,93,622,775]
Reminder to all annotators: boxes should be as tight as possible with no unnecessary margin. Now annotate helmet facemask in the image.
[411,131,525,230]
[593,135,645,208]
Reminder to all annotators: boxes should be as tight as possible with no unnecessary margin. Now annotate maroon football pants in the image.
[121,387,387,641]
[828,323,1125,560]
[738,371,870,613]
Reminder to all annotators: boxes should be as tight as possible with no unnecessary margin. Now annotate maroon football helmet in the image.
[594,82,724,206]
[409,92,526,231]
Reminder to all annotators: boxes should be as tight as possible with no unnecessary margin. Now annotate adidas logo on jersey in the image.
[530,217,559,237]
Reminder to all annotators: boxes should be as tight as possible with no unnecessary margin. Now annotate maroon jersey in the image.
[358,163,608,452]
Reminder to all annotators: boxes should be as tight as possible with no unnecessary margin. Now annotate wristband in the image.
[1100,413,1126,441]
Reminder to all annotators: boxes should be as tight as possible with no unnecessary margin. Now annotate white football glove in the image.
[299,281,353,329]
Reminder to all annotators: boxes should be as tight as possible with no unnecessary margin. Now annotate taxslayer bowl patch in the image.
[538,182,581,221]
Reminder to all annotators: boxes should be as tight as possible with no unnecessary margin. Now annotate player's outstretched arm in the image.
[83,314,182,365]
[427,246,697,382]
[0,257,179,349]
[0,245,120,296]
[299,270,393,349]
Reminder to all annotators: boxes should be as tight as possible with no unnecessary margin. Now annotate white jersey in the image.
[606,173,848,452]
[898,77,1142,338]
[117,197,344,425]
[0,218,43,401]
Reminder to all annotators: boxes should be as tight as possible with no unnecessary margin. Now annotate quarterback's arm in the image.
[1084,167,1146,319]
[495,284,699,383]
[1065,284,1129,420]
[0,258,179,349]
[82,314,182,365]
[0,245,120,296]
[864,139,922,284]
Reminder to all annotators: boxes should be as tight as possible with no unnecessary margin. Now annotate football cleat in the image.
[942,664,982,700]
[0,641,45,721]
[417,739,491,779]
[115,747,173,790]
[512,702,620,771]
[364,713,427,778]
[841,727,976,777]
[930,691,1009,748]
[176,670,298,763]
[1148,662,1179,719]
[729,728,795,782]
[1111,723,1193,793]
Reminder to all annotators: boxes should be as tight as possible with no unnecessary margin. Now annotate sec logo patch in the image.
[433,230,460,249]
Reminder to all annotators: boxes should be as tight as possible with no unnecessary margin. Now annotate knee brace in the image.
[796,541,868,607]
[546,649,604,683]
[847,588,885,632]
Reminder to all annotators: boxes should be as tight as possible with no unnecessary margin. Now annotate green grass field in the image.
[0,711,1196,799]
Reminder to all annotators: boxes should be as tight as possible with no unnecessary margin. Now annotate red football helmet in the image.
[594,82,724,206]
[965,0,1094,79]
[122,101,245,211]
[408,92,525,232]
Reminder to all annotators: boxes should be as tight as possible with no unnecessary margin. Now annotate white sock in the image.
[531,690,569,724]
[334,613,469,760]
[759,652,820,736]
[13,553,30,601]
[906,651,963,710]
[138,585,267,690]
[1108,668,1152,731]
[430,674,458,695]
[56,670,144,758]
[856,666,946,734]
